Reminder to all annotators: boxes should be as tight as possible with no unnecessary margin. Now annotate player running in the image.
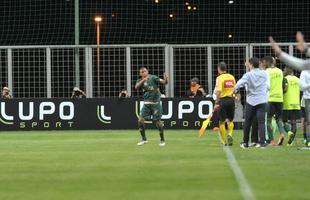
[282,67,300,146]
[214,62,236,146]
[135,67,168,147]
[262,56,287,145]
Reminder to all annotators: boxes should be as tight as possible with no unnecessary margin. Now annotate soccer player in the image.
[282,67,300,146]
[300,70,310,148]
[215,62,236,146]
[234,57,269,148]
[135,67,168,146]
[262,56,287,145]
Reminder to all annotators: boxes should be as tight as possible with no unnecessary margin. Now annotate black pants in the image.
[243,103,267,144]
[251,116,259,143]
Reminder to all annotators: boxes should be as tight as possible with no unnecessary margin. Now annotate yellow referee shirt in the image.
[216,73,236,98]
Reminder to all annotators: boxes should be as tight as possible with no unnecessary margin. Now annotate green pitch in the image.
[0,130,309,200]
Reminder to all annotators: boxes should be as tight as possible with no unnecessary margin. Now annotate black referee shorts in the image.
[218,97,235,122]
[267,102,283,120]
[283,110,301,122]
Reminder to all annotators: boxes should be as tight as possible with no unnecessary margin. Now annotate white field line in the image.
[218,134,256,200]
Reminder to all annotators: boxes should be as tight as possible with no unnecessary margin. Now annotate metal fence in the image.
[0,43,302,98]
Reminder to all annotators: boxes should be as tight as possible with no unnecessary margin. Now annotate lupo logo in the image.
[135,100,213,127]
[96,105,112,124]
[0,101,75,128]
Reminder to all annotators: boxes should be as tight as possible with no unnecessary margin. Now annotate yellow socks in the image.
[219,123,227,144]
[227,121,234,137]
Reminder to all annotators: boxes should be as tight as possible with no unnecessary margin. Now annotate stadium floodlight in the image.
[228,0,234,4]
[94,16,103,93]
[94,16,103,23]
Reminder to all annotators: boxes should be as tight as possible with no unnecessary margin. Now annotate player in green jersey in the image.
[135,67,168,146]
[262,56,287,145]
[282,67,301,146]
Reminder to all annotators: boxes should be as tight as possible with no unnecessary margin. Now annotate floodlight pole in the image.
[74,0,80,87]
[94,16,102,96]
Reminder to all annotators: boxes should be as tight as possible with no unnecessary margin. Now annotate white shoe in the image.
[137,140,148,146]
[159,140,166,147]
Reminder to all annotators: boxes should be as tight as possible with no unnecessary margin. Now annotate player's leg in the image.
[152,104,165,146]
[256,103,267,147]
[287,110,298,146]
[218,99,228,145]
[305,99,310,147]
[274,103,286,145]
[267,103,275,145]
[283,110,292,144]
[226,97,235,146]
[241,103,255,148]
[250,115,259,146]
[137,105,150,146]
[301,107,307,144]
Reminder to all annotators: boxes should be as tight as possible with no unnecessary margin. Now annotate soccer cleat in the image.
[227,135,233,146]
[304,139,308,145]
[240,143,248,149]
[137,140,148,146]
[159,140,166,147]
[277,134,285,146]
[269,140,275,146]
[287,143,293,147]
[287,131,295,145]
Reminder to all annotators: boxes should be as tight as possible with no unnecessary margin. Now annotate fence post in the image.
[207,46,213,95]
[126,47,132,96]
[46,47,52,98]
[168,46,174,97]
[7,49,13,95]
[289,44,294,56]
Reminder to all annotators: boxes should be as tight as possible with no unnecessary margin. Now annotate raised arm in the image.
[159,72,168,85]
[270,36,310,71]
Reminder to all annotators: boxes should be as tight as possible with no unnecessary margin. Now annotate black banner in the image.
[0,98,214,130]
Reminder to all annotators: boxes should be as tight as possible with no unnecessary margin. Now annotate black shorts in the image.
[267,102,283,119]
[218,97,235,121]
[283,110,301,122]
[301,107,306,118]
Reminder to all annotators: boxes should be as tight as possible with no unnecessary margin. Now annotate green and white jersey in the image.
[137,75,161,102]
[283,75,300,110]
[267,67,284,102]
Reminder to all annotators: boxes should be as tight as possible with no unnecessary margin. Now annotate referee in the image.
[234,57,269,148]
[215,62,236,146]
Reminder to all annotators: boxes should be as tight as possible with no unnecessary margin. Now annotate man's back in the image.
[283,75,300,110]
[267,67,284,102]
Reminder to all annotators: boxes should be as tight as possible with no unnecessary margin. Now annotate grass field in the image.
[0,130,309,200]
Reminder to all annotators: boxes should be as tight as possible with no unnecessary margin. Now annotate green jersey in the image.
[283,75,300,110]
[137,75,161,102]
[267,67,284,102]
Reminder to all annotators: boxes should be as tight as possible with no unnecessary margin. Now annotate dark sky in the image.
[0,0,309,45]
